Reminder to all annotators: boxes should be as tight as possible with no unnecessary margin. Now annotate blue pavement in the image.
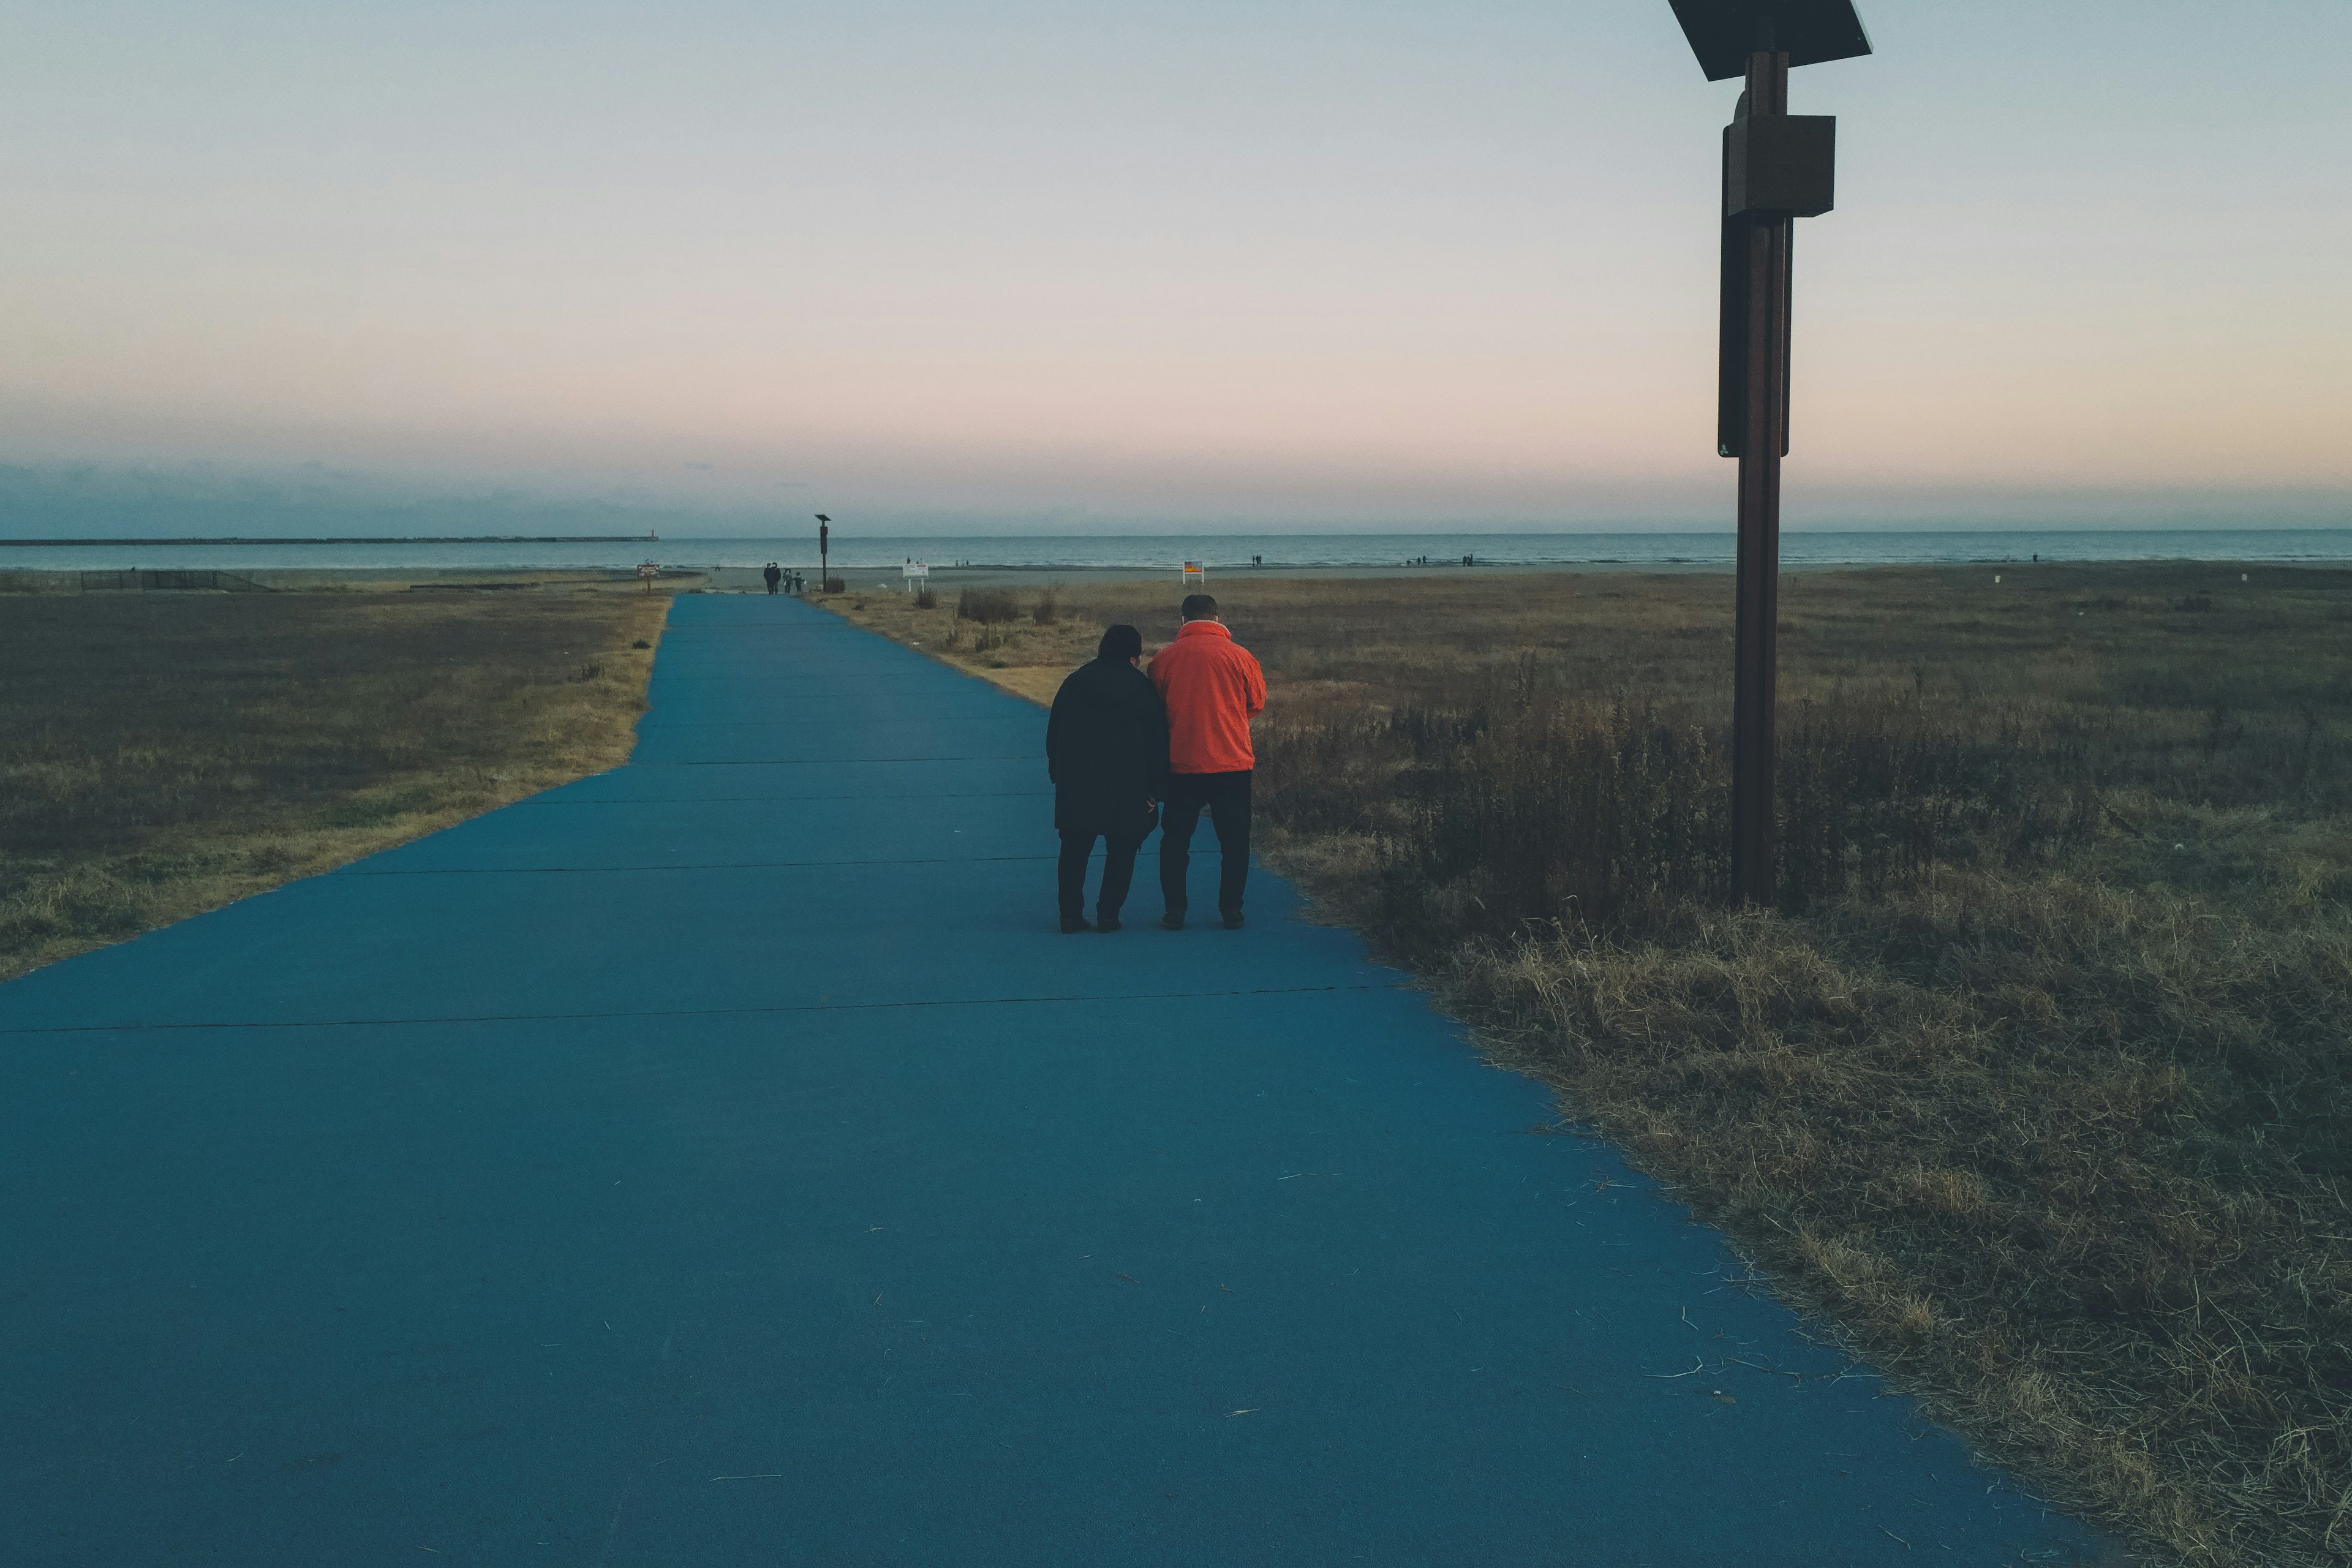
[0,594,2106,1565]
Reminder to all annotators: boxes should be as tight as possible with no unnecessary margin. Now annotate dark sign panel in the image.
[1667,0,1871,80]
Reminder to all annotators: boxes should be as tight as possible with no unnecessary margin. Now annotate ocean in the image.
[2,529,2348,574]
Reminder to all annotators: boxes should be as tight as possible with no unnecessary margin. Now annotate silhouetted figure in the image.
[1046,625,1167,934]
[763,562,782,595]
[1150,594,1267,930]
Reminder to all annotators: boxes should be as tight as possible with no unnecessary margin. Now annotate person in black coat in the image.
[1046,624,1167,933]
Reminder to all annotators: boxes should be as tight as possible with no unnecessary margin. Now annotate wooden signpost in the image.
[1665,0,1871,901]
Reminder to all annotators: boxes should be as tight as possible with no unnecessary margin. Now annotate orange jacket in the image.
[1148,620,1267,774]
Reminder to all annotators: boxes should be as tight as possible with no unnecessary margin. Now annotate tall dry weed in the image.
[956,588,1023,624]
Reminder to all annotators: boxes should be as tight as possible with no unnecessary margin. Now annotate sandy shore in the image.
[702,559,1802,594]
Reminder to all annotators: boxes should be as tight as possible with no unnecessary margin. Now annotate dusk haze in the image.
[3,0,2347,529]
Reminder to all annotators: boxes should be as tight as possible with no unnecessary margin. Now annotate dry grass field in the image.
[826,563,2352,1568]
[0,587,669,982]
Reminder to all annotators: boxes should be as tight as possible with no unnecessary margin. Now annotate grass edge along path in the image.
[1,590,673,984]
[816,571,2352,1568]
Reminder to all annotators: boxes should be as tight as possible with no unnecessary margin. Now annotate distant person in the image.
[1150,593,1266,930]
[763,562,782,595]
[791,570,805,594]
[1046,625,1168,934]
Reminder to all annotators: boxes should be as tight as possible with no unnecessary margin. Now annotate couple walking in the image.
[1045,594,1266,934]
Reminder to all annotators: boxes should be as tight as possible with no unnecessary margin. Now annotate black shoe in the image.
[1221,910,1245,930]
[1061,915,1092,934]
[1159,911,1186,930]
[1095,914,1122,933]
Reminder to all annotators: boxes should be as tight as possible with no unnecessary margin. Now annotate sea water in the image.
[2,529,2348,573]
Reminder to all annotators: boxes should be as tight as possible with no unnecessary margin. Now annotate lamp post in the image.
[1667,0,1869,902]
[815,514,831,594]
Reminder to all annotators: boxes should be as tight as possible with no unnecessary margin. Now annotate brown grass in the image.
[826,564,2352,1567]
[0,587,669,982]
[955,587,1027,625]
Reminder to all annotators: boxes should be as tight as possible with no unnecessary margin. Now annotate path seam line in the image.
[627,756,1032,767]
[341,854,1060,875]
[0,982,1413,1037]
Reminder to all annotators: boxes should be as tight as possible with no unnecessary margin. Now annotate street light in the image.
[1666,0,1869,902]
[815,514,831,594]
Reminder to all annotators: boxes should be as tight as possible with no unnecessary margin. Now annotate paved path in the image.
[0,595,2105,1565]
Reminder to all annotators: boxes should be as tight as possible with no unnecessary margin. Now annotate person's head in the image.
[1180,593,1219,622]
[1098,624,1144,664]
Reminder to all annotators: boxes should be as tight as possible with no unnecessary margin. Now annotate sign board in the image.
[1667,0,1871,80]
[636,561,659,579]
[1182,561,1207,585]
[901,560,929,581]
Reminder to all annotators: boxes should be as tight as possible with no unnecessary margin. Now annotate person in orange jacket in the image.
[1147,593,1267,929]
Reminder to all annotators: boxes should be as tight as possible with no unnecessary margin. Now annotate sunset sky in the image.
[1,0,2346,532]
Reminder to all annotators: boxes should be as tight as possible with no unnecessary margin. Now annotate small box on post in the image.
[1725,114,1836,216]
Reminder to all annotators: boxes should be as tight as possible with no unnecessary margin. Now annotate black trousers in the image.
[1158,770,1251,916]
[1058,830,1147,921]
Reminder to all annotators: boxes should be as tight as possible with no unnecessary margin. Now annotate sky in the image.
[1,0,2347,535]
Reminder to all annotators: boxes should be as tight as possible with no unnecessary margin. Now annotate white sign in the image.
[1182,560,1206,584]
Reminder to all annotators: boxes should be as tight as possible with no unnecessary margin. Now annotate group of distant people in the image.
[761,563,804,594]
[1046,594,1267,933]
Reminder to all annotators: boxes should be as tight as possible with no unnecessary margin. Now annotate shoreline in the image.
[1,524,2346,582]
[6,556,2348,596]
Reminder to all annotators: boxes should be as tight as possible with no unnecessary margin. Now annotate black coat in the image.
[1046,656,1168,837]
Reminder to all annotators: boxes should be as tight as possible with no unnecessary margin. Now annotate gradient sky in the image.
[2,0,2346,530]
